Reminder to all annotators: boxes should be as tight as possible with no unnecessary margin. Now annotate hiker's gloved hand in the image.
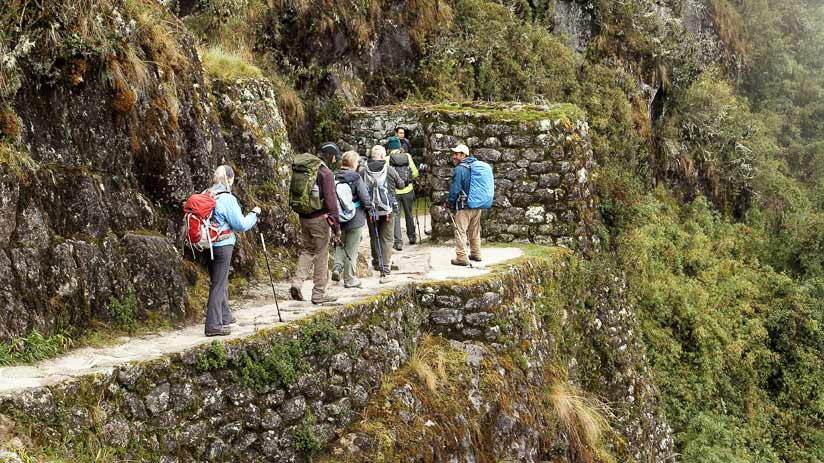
[252,207,262,215]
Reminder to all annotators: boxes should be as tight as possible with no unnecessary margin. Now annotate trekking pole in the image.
[424,194,432,236]
[372,210,387,279]
[259,233,283,322]
[414,193,422,244]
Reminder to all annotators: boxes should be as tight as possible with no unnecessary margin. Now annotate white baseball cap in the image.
[451,144,470,155]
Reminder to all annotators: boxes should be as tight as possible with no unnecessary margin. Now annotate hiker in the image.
[203,165,261,337]
[394,126,413,153]
[362,144,405,274]
[331,151,373,288]
[446,144,495,266]
[387,136,419,250]
[320,141,342,171]
[288,147,341,305]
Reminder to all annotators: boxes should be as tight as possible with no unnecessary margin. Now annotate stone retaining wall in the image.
[339,103,599,248]
[0,253,672,463]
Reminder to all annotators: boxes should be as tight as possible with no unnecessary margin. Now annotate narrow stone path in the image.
[0,244,522,394]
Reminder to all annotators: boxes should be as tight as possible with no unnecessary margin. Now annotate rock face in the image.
[0,254,674,462]
[339,103,599,248]
[552,0,595,52]
[0,8,295,341]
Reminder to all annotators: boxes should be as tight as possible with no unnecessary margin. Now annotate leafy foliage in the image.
[414,0,577,102]
[617,192,824,462]
[231,315,339,392]
[105,293,138,334]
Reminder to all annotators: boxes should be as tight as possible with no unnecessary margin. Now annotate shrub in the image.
[106,293,138,334]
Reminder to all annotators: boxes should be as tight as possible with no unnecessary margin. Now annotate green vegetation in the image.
[196,340,228,372]
[0,331,72,366]
[196,315,339,392]
[414,0,577,103]
[105,293,138,334]
[0,142,37,179]
[294,415,322,454]
[428,102,584,123]
[200,46,264,81]
[607,191,824,462]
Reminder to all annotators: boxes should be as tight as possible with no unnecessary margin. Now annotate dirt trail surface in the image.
[0,245,522,394]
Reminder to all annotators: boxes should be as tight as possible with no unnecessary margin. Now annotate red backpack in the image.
[183,191,233,259]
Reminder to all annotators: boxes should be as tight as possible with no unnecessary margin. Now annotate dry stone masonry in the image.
[0,255,674,463]
[340,103,599,248]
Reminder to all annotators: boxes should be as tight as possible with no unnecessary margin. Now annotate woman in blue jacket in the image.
[205,165,260,337]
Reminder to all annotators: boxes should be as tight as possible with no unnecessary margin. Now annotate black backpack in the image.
[389,151,413,186]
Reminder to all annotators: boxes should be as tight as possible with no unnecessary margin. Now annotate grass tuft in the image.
[549,381,613,462]
[0,331,73,367]
[201,46,264,81]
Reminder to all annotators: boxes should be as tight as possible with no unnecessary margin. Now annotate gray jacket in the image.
[361,159,405,205]
[336,168,372,231]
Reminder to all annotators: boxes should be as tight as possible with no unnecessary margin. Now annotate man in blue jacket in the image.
[446,144,494,266]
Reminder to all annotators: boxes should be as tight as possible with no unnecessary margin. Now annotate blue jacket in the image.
[447,157,494,210]
[210,185,257,247]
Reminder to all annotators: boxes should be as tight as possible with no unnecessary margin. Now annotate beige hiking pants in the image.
[292,215,331,301]
[453,209,482,262]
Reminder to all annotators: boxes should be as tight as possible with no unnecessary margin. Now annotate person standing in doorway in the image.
[395,126,413,153]
[387,136,419,250]
[204,165,261,337]
[288,147,341,304]
[446,144,494,266]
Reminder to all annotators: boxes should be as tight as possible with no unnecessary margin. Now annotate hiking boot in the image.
[225,317,237,325]
[469,255,482,262]
[290,286,304,301]
[390,263,400,271]
[393,244,403,252]
[205,326,232,337]
[312,295,338,305]
[451,259,470,267]
[344,278,362,289]
[409,238,417,245]
[331,265,342,282]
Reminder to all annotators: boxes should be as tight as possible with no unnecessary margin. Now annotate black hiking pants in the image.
[394,190,416,247]
[205,245,234,333]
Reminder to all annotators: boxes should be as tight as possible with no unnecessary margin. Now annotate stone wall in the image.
[340,103,599,248]
[0,253,673,463]
[0,7,296,341]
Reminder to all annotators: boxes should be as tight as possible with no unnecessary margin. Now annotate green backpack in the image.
[289,153,324,214]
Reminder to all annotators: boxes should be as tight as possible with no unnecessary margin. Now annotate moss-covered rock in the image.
[0,1,297,342]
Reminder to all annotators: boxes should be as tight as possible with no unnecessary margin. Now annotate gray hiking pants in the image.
[333,226,362,284]
[368,215,394,271]
[205,245,234,333]
[394,190,416,247]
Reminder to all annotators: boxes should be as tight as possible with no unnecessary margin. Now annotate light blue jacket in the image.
[209,185,257,247]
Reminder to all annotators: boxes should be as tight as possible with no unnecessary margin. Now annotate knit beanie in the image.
[387,136,401,150]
